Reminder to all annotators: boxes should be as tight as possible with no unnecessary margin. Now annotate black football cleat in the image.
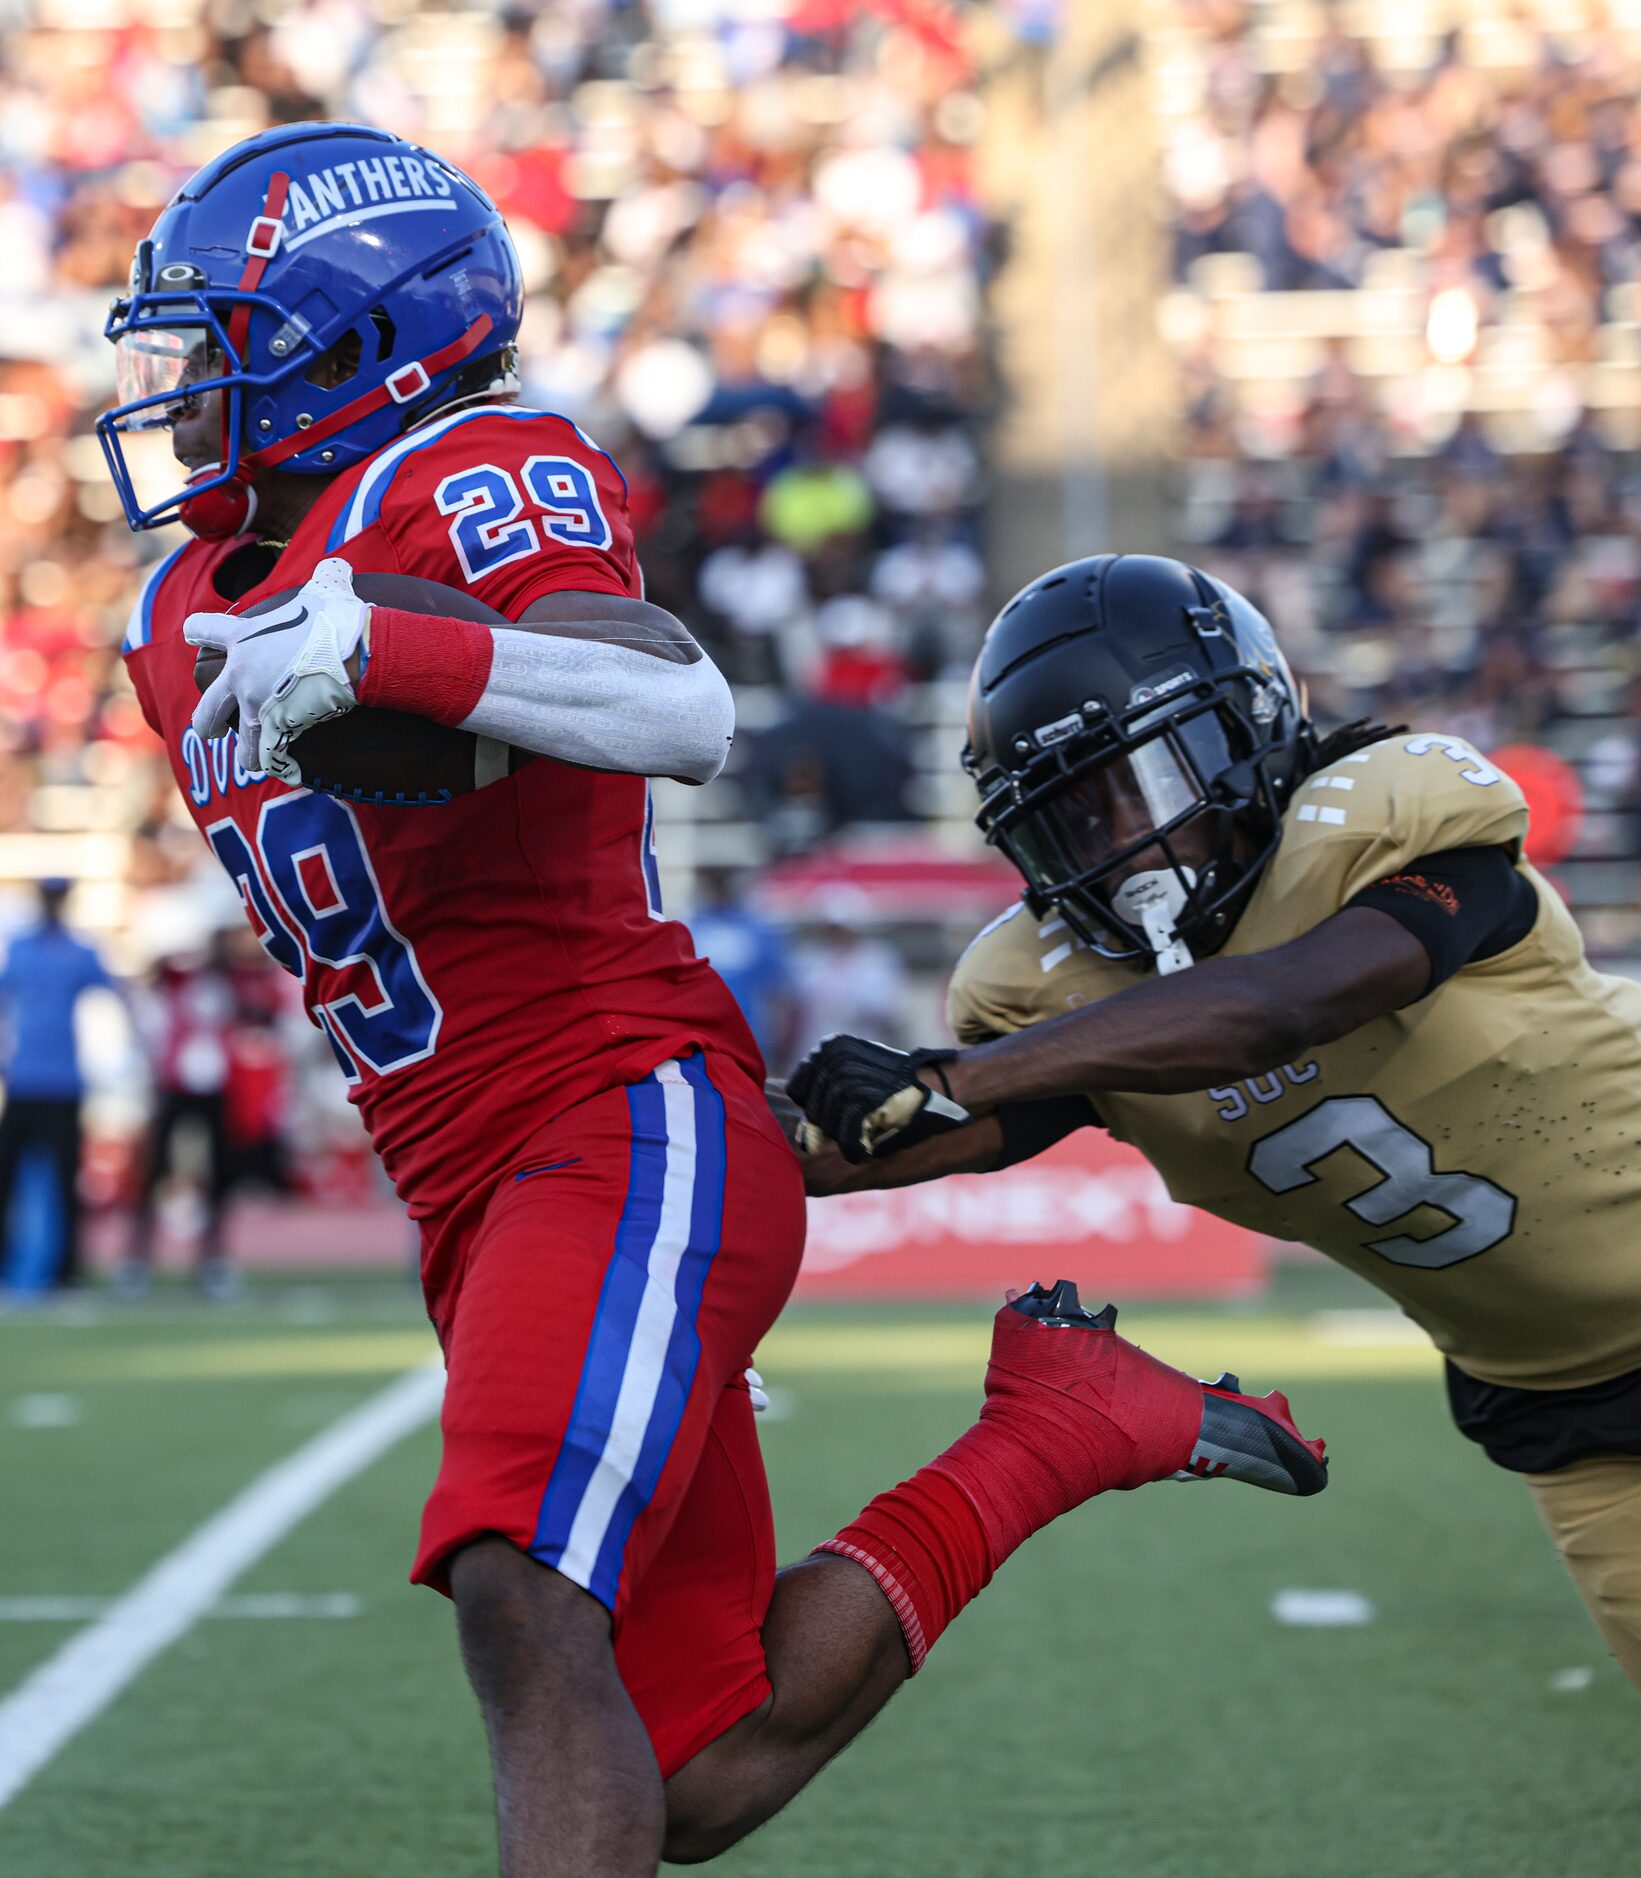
[1007,1277,1117,1330]
[1177,1373,1329,1497]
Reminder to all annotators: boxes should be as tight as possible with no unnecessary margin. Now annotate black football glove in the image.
[787,1036,972,1164]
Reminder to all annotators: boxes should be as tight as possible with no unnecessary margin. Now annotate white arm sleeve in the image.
[455,630,735,784]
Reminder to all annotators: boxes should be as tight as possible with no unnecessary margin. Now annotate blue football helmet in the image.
[100,121,523,533]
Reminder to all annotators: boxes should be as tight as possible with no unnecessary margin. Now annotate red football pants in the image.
[414,1050,806,1774]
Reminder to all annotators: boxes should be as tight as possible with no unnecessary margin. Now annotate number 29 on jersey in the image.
[435,456,612,584]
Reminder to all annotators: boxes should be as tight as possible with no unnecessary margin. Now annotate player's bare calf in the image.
[451,1537,664,1878]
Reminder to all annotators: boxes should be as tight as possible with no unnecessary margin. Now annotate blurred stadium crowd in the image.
[0,0,999,883]
[1156,0,1641,931]
[0,0,1007,1274]
[3,0,1641,1278]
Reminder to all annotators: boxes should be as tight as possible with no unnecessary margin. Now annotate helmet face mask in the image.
[966,556,1310,972]
[99,123,523,533]
[100,285,257,523]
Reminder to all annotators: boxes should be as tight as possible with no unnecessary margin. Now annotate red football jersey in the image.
[122,405,762,1226]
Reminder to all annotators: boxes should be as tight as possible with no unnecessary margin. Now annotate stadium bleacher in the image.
[1152,0,1641,950]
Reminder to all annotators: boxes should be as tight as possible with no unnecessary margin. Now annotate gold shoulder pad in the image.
[1282,733,1529,909]
[947,901,1137,1040]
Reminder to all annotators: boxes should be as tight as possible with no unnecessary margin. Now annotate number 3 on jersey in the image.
[1249,1095,1516,1268]
[435,456,613,583]
[208,794,441,1083]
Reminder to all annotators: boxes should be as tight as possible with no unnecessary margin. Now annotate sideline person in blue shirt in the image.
[687,866,798,1072]
[0,878,116,1286]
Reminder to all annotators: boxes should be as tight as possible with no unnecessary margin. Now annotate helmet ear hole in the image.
[368,306,396,361]
[304,328,362,389]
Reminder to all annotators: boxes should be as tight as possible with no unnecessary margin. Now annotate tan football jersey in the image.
[948,733,1641,1390]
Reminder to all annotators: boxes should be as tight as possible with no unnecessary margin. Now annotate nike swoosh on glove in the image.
[185,557,369,781]
[787,1036,971,1164]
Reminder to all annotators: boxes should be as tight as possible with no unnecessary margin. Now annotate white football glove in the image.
[184,557,369,783]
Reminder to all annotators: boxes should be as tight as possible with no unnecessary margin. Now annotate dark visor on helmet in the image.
[1002,709,1233,879]
[973,681,1283,964]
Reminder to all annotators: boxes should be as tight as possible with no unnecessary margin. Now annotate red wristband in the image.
[356,606,495,726]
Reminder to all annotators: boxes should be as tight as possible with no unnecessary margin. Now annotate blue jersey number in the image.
[211,796,441,1082]
[207,818,304,980]
[435,455,612,583]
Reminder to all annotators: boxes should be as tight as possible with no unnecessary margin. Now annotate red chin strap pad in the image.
[179,464,258,541]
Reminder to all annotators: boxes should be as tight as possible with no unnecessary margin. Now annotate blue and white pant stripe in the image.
[531,1055,727,1609]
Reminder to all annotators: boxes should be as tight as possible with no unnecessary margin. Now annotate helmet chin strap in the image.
[1111,867,1198,975]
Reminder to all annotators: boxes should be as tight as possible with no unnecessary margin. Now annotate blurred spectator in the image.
[870,520,987,677]
[788,891,910,1055]
[687,866,798,1072]
[122,939,240,1301]
[744,691,918,850]
[0,878,118,1288]
[696,532,810,688]
[220,926,297,1198]
[759,444,876,559]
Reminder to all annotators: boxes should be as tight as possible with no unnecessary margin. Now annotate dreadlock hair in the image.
[1302,717,1407,776]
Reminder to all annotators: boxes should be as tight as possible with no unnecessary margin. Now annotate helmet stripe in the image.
[284,198,447,253]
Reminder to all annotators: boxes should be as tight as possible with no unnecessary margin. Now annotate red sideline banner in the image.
[797,1127,1267,1300]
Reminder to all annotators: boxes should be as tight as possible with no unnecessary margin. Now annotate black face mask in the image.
[975,688,1285,972]
[1010,715,1230,882]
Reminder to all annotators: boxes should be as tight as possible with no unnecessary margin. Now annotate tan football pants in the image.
[1526,1453,1641,1691]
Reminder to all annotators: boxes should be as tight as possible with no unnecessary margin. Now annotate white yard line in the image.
[0,1594,363,1622]
[1270,1588,1376,1627]
[0,1362,443,1812]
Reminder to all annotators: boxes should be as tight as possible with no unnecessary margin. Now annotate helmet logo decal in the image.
[1030,710,1084,749]
[1127,670,1195,709]
[1249,680,1283,724]
[280,155,455,250]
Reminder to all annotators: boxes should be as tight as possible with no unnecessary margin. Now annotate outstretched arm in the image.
[765,1079,1092,1195]
[944,906,1427,1113]
[793,906,1431,1166]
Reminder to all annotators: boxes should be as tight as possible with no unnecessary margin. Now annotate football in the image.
[194,572,532,805]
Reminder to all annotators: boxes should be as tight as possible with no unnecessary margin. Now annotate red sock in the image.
[817,1306,1202,1672]
[818,1466,989,1673]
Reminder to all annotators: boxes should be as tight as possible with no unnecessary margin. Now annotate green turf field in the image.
[0,1275,1635,1877]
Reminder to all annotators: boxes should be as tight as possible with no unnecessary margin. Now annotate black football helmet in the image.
[964,554,1313,972]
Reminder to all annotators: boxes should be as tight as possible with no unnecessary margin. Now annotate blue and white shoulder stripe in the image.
[119,544,190,656]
